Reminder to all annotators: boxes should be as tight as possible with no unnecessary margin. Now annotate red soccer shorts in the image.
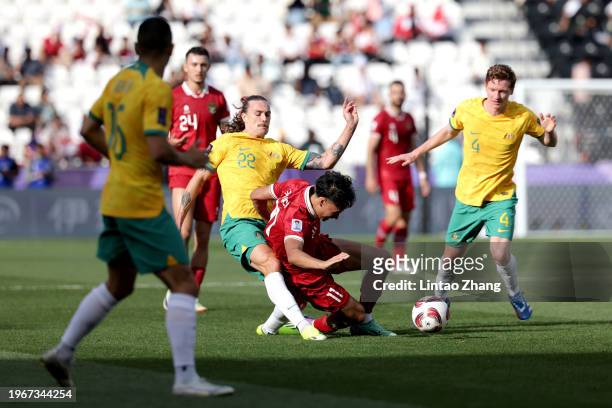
[168,173,221,223]
[380,178,414,212]
[283,235,351,313]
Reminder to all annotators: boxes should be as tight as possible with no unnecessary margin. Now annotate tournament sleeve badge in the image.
[291,219,303,232]
[157,107,167,126]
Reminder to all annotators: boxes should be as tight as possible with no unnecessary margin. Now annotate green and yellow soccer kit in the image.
[446,97,545,245]
[90,61,188,272]
[206,132,310,274]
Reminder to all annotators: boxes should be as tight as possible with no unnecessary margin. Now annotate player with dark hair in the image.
[178,95,360,340]
[251,171,396,336]
[366,80,430,259]
[163,46,230,313]
[40,17,234,397]
[388,64,557,320]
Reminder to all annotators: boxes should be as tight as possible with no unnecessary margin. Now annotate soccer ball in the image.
[411,296,449,333]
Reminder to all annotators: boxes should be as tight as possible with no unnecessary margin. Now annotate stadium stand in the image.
[0,0,610,184]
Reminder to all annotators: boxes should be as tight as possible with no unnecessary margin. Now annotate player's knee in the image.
[106,280,134,300]
[343,299,365,322]
[394,217,407,230]
[491,248,510,266]
[385,213,400,226]
[261,256,281,275]
[166,265,198,296]
[252,249,281,275]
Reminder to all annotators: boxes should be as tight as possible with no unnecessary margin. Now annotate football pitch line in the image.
[0,280,364,292]
[0,350,421,408]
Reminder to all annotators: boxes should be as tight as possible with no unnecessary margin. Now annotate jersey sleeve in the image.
[217,93,230,122]
[525,110,545,137]
[205,138,226,171]
[168,91,179,135]
[88,91,105,125]
[283,208,312,243]
[271,180,288,199]
[143,83,172,137]
[371,113,385,135]
[282,143,311,170]
[449,101,466,131]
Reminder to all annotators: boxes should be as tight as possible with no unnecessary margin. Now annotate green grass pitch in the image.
[1,238,611,407]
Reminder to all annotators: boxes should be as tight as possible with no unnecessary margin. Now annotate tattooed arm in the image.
[304,98,359,170]
[178,169,211,228]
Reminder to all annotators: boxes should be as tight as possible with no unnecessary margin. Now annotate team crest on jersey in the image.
[504,133,515,140]
[208,103,217,114]
[183,104,190,113]
[291,219,303,232]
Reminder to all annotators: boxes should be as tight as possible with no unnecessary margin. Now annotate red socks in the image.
[193,268,205,288]
[375,220,393,248]
[313,315,336,334]
[393,226,407,257]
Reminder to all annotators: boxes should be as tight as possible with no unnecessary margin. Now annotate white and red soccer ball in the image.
[411,296,449,333]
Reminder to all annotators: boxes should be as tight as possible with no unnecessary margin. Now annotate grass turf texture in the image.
[1,238,611,408]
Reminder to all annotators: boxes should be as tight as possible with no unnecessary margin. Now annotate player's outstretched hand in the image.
[342,98,359,127]
[539,113,557,133]
[183,145,208,169]
[386,150,419,167]
[168,134,188,148]
[323,252,350,270]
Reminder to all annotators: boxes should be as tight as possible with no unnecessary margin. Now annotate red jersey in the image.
[371,109,417,181]
[264,179,321,275]
[168,82,230,177]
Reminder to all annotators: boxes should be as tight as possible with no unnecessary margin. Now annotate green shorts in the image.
[97,208,188,273]
[445,196,517,246]
[219,215,267,279]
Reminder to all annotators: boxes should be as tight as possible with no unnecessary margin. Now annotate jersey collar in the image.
[182,81,209,98]
[304,186,316,218]
[385,108,405,119]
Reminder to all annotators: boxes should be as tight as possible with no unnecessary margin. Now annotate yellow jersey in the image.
[449,97,545,206]
[89,61,172,218]
[206,132,310,222]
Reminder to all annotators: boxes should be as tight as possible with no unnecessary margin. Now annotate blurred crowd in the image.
[0,0,466,188]
[522,0,612,78]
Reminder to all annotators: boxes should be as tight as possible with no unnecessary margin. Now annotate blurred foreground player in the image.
[366,80,430,258]
[41,17,234,397]
[164,46,230,313]
[388,64,557,320]
[251,171,396,336]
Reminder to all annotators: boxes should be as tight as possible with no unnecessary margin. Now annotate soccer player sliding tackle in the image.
[178,96,359,340]
[251,171,396,336]
[387,64,557,320]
